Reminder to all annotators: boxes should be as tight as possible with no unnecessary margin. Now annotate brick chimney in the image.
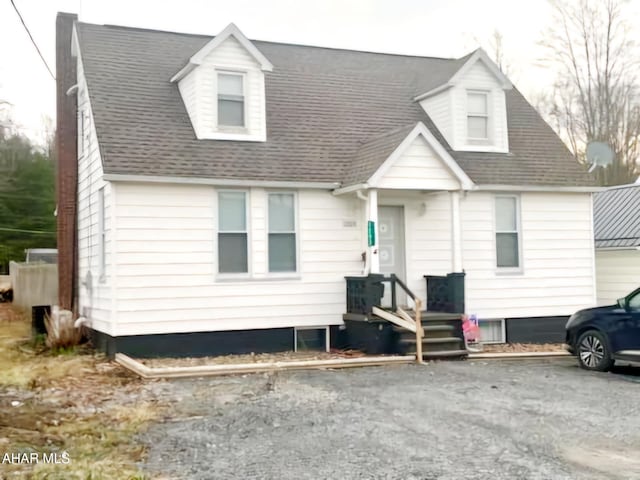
[55,12,78,312]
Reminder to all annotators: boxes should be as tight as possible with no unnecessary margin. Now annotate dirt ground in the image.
[141,349,367,368]
[479,342,566,353]
[0,304,169,480]
[140,344,565,369]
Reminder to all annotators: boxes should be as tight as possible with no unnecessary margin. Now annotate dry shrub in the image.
[45,308,83,349]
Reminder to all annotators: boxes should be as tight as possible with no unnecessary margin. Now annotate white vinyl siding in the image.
[461,191,596,319]
[78,107,85,156]
[376,136,461,190]
[218,191,249,274]
[495,195,521,269]
[419,90,452,146]
[75,44,113,335]
[107,186,595,336]
[98,187,106,280]
[451,60,509,152]
[268,192,297,273]
[112,185,361,336]
[376,191,453,306]
[595,249,640,305]
[178,36,266,141]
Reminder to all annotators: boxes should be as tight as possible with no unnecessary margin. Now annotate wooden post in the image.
[415,298,423,364]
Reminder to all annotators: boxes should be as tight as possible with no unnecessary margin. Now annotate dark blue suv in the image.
[565,287,640,371]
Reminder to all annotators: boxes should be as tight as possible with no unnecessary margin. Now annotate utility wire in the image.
[0,226,55,235]
[9,0,55,81]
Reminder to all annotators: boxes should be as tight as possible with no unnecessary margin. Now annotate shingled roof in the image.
[76,22,597,188]
[594,184,640,248]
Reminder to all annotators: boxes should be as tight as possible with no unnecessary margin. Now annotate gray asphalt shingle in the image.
[76,22,597,188]
[594,184,640,248]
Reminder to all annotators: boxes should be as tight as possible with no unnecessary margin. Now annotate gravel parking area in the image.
[142,359,640,480]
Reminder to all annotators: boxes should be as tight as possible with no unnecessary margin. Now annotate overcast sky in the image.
[1,0,638,143]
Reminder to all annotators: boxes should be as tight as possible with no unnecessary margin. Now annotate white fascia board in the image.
[171,22,273,82]
[102,173,338,189]
[449,48,513,90]
[367,122,475,191]
[332,183,370,195]
[413,83,453,102]
[475,184,605,193]
[595,246,640,251]
[170,63,195,83]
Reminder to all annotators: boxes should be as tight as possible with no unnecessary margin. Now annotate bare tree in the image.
[541,0,640,186]
[490,29,510,75]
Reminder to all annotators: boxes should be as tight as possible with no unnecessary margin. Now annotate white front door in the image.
[378,206,406,307]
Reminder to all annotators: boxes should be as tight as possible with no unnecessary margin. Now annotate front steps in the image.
[393,312,468,359]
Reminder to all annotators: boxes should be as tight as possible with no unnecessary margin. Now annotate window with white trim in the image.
[467,91,489,142]
[479,319,505,344]
[295,327,329,352]
[218,191,248,273]
[98,187,106,280]
[217,73,245,127]
[268,192,297,272]
[495,195,521,269]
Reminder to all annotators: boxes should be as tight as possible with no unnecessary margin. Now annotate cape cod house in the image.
[55,13,600,357]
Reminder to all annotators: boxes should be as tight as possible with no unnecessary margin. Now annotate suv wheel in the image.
[576,330,613,371]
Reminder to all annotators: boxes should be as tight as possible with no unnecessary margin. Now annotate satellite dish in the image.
[586,142,614,173]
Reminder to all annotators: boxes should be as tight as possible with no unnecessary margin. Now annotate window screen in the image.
[268,193,296,272]
[218,191,248,273]
[467,92,489,140]
[495,196,520,268]
[218,73,245,127]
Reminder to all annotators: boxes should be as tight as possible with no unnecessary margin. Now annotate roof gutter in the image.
[102,173,340,190]
[332,183,369,196]
[595,246,640,251]
[474,184,605,193]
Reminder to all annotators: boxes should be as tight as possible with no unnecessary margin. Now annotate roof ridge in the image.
[78,21,460,61]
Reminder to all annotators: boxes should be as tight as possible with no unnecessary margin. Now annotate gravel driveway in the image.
[142,359,640,479]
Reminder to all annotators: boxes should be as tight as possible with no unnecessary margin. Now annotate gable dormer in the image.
[415,49,512,153]
[171,23,272,142]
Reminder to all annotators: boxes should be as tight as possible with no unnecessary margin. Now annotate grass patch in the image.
[0,304,165,479]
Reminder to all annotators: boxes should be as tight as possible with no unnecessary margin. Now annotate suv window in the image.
[628,290,640,311]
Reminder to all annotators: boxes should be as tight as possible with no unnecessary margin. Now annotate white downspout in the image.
[450,190,463,272]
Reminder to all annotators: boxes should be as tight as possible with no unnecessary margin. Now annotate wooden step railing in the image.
[382,274,424,364]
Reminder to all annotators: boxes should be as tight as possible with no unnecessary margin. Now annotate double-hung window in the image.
[495,195,521,269]
[218,191,248,274]
[467,91,489,142]
[268,193,297,272]
[217,73,245,128]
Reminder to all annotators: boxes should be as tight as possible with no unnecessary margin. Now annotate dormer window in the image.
[467,91,489,142]
[218,72,245,128]
[172,23,272,141]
